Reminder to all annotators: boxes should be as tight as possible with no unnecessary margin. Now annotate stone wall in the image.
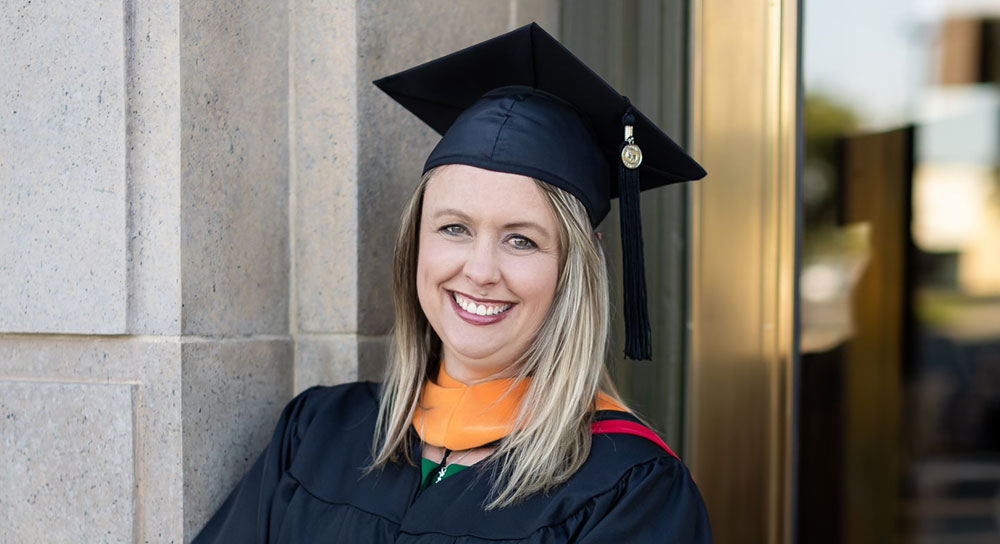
[0,1,557,541]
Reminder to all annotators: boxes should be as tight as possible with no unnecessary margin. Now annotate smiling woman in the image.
[385,162,620,509]
[194,23,711,543]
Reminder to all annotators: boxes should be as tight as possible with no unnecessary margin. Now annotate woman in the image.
[195,23,711,543]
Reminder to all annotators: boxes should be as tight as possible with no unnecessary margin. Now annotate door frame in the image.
[687,1,800,542]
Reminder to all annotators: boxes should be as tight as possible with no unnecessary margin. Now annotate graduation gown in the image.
[193,382,713,543]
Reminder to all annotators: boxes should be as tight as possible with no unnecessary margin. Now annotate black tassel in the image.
[618,106,652,360]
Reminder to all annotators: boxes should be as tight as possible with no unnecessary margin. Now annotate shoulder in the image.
[279,380,382,463]
[262,381,381,464]
[561,412,712,542]
[590,410,682,465]
[567,452,712,543]
[285,381,381,432]
[278,382,400,508]
[575,410,700,506]
[294,380,381,408]
[543,410,695,508]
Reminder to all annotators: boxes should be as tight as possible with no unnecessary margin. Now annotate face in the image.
[416,165,561,383]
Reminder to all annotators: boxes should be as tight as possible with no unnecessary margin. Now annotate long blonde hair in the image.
[370,166,625,508]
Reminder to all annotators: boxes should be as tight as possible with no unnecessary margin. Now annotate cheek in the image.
[415,235,458,300]
[506,255,560,312]
[415,240,436,306]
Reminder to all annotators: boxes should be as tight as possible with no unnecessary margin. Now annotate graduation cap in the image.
[374,23,706,361]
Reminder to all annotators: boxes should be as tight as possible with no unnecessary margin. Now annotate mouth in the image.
[449,291,514,325]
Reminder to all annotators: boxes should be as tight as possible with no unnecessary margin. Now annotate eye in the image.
[506,234,537,250]
[440,224,468,236]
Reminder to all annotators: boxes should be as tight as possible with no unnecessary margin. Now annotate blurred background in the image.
[799,0,1000,542]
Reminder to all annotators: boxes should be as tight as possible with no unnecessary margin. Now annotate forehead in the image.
[422,165,555,224]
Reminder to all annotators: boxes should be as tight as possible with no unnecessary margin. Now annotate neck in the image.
[440,352,518,384]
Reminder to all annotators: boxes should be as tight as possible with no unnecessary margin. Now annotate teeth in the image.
[452,292,512,317]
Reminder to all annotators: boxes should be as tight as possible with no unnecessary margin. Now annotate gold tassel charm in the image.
[621,124,643,169]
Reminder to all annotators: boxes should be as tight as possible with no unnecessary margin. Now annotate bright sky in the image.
[804,0,1000,130]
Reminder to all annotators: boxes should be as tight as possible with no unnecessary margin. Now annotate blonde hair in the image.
[370,166,625,508]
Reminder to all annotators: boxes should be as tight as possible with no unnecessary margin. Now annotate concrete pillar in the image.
[1,1,557,541]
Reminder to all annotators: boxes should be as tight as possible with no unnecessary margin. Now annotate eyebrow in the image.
[432,208,552,238]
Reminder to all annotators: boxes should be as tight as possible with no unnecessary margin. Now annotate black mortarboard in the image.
[374,23,706,360]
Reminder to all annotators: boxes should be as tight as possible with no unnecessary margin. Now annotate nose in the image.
[463,238,501,287]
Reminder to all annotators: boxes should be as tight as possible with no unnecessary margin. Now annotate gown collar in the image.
[412,364,626,450]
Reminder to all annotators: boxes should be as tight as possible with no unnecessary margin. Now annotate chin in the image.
[449,342,508,364]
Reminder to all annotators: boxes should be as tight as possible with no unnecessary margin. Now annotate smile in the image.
[452,292,513,316]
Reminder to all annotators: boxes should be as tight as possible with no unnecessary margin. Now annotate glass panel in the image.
[799,1,1000,542]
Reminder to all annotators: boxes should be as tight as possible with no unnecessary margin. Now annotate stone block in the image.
[355,1,512,336]
[181,339,293,540]
[0,1,127,334]
[294,334,385,393]
[0,381,135,542]
[292,0,359,334]
[294,335,360,393]
[0,337,184,541]
[180,0,289,336]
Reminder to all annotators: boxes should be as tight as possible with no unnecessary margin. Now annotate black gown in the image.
[194,382,713,543]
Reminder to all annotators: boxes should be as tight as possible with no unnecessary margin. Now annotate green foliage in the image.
[805,92,860,167]
[803,92,861,229]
